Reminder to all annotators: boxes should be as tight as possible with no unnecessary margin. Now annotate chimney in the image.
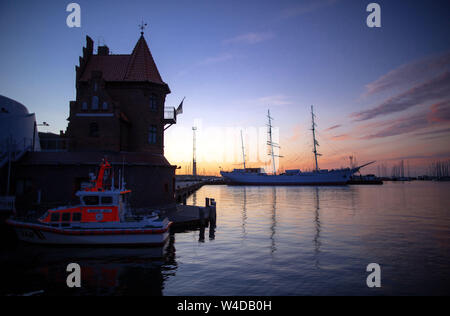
[97,45,109,56]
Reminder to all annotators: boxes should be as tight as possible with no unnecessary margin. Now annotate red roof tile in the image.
[79,35,166,86]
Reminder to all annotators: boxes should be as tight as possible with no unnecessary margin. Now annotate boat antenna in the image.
[311,105,321,172]
[241,129,246,169]
[267,109,283,175]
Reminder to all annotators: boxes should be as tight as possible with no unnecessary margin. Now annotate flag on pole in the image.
[176,97,185,115]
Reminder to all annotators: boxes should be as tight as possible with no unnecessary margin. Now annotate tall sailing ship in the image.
[220,106,374,185]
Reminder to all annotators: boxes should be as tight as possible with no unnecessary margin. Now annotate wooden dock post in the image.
[209,198,216,228]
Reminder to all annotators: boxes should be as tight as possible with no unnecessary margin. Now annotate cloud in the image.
[414,126,450,137]
[359,101,450,139]
[428,100,450,122]
[331,134,351,141]
[364,51,450,96]
[222,31,275,45]
[176,53,234,77]
[288,125,302,142]
[198,53,234,66]
[257,94,292,106]
[280,0,338,19]
[325,124,341,131]
[351,72,450,121]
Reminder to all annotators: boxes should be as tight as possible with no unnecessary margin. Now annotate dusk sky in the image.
[1,0,449,175]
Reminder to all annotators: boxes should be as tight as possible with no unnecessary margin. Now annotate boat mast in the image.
[311,105,321,172]
[267,109,282,175]
[240,130,246,169]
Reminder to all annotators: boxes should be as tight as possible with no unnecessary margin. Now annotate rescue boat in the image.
[7,159,172,246]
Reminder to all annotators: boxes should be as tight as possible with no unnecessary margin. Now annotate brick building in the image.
[3,33,180,212]
[66,34,172,153]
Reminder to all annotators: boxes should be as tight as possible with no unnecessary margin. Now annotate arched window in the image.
[89,122,99,137]
[149,94,158,111]
[148,125,157,144]
[92,96,99,110]
[82,101,88,110]
[102,101,108,110]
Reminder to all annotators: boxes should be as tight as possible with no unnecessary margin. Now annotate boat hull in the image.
[220,169,355,185]
[7,220,171,246]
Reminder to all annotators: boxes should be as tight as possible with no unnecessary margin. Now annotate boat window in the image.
[62,213,71,222]
[50,213,60,222]
[72,212,82,222]
[101,196,113,204]
[84,195,99,205]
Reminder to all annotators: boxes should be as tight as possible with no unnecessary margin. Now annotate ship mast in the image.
[311,105,321,172]
[241,130,246,169]
[267,109,282,175]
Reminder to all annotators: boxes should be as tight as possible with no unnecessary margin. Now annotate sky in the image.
[1,0,449,176]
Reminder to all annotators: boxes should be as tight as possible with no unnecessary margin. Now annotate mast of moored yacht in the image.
[267,109,282,175]
[311,105,321,172]
[240,129,246,169]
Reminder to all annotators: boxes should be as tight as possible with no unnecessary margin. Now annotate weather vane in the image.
[139,20,148,35]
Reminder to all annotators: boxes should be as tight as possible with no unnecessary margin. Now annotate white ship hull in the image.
[221,169,357,185]
[7,219,171,246]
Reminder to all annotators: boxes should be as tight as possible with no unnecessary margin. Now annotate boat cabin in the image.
[38,190,131,225]
[38,158,131,226]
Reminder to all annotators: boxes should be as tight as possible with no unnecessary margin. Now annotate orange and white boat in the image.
[7,159,172,246]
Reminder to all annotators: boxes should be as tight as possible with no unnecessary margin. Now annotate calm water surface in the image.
[1,182,449,295]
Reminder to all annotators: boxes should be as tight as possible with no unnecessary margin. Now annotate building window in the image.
[102,101,108,110]
[82,101,88,110]
[150,94,158,111]
[94,82,98,92]
[148,125,157,144]
[92,96,99,110]
[89,122,99,137]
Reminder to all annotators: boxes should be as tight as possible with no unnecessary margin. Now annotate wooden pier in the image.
[174,176,223,204]
[162,197,217,231]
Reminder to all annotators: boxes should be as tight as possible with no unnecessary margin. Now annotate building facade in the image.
[4,33,179,212]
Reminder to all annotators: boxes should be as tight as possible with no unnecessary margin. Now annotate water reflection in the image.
[313,187,322,268]
[270,187,277,255]
[1,235,177,296]
[242,187,247,237]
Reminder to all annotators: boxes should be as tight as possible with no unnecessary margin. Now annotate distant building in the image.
[2,33,180,212]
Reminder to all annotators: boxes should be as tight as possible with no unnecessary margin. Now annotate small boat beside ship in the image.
[7,159,172,246]
[221,106,375,185]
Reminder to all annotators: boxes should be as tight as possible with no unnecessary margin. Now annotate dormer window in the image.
[150,94,158,111]
[92,96,99,110]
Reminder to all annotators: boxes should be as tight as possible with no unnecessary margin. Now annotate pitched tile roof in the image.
[79,35,166,86]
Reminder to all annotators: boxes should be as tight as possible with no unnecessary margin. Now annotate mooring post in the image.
[209,198,217,228]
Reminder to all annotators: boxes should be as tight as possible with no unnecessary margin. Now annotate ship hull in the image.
[7,219,171,246]
[221,169,355,185]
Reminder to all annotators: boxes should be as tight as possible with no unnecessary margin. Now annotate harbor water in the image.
[1,181,449,295]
